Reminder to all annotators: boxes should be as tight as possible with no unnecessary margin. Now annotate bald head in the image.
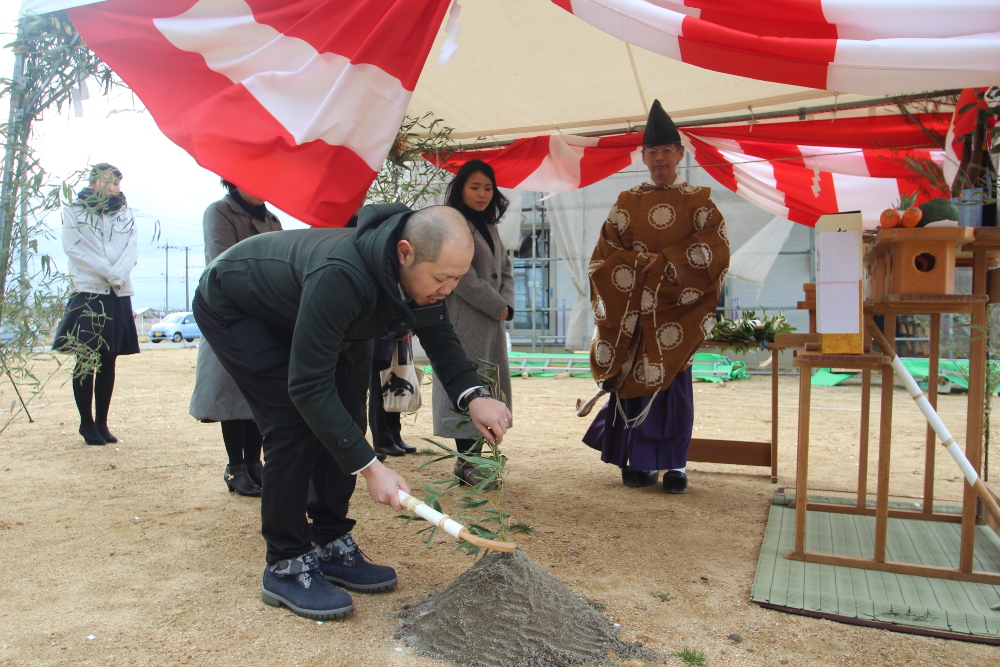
[396,206,475,306]
[401,205,474,266]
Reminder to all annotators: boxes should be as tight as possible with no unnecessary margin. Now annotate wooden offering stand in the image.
[784,227,1000,585]
[688,340,782,483]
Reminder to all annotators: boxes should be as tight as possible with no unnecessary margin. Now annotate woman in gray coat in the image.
[189,180,282,496]
[433,160,515,485]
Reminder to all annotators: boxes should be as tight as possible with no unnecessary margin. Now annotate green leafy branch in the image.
[397,361,530,557]
[365,111,455,208]
[707,308,795,355]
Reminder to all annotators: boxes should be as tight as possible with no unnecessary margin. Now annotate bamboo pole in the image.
[397,490,517,553]
[0,21,28,306]
[866,321,1000,528]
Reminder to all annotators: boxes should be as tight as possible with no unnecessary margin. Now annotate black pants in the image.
[193,291,371,564]
[368,365,403,449]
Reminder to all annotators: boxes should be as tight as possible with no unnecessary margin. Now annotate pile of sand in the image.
[397,548,656,667]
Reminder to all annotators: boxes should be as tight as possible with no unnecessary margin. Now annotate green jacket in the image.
[198,203,480,472]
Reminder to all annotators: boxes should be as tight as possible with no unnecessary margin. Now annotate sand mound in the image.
[397,548,655,667]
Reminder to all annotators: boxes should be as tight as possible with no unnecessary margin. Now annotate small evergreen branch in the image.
[398,361,515,557]
[706,308,795,354]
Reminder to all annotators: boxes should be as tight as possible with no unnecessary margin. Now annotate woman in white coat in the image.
[53,163,140,446]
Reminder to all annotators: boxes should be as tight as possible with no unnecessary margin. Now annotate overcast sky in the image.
[3,5,309,312]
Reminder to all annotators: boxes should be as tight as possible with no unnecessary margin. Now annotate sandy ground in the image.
[0,347,997,667]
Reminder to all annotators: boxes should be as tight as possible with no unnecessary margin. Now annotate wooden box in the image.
[867,228,974,297]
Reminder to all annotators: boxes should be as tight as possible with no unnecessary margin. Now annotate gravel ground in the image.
[0,348,995,666]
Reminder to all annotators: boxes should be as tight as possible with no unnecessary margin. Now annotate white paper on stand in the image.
[815,211,863,336]
[816,231,861,334]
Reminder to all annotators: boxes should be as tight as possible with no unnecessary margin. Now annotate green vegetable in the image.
[917,197,959,226]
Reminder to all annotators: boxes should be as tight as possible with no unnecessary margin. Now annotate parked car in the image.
[149,311,201,343]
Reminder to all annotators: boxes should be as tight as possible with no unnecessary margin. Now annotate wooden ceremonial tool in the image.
[397,490,517,553]
[866,321,1000,528]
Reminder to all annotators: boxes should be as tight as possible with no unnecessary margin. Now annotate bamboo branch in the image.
[398,490,517,553]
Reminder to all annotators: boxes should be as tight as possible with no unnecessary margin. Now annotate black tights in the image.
[455,438,477,454]
[221,419,263,466]
[73,352,116,426]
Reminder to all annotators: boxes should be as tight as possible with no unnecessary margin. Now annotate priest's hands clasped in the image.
[640,251,663,275]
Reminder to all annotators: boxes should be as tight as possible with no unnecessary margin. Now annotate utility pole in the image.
[161,244,194,312]
[164,245,170,312]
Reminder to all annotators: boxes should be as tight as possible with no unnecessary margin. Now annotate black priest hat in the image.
[643,99,681,148]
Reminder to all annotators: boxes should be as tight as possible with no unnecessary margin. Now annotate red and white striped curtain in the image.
[61,0,451,227]
[685,114,950,227]
[551,0,1000,95]
[436,112,952,228]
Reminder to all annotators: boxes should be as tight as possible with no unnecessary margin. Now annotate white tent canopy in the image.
[21,0,990,145]
[18,0,965,143]
[407,0,896,142]
[16,0,988,229]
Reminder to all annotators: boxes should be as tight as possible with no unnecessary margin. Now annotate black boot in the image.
[79,423,105,446]
[246,460,264,487]
[96,423,118,443]
[453,460,497,490]
[224,464,262,497]
[373,442,406,457]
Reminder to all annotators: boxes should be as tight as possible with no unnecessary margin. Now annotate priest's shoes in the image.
[662,470,688,494]
[620,469,659,488]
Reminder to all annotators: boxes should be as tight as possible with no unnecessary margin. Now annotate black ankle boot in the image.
[246,460,263,487]
[224,464,262,497]
[96,424,118,443]
[79,423,105,446]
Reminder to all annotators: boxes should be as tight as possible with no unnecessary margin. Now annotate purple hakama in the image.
[582,368,694,471]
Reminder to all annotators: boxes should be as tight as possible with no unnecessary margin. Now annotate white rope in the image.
[627,388,660,429]
[613,387,661,430]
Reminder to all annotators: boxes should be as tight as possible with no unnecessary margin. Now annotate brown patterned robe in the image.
[588,181,730,399]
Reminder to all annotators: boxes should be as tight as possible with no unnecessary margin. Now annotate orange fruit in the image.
[901,206,923,228]
[880,208,900,228]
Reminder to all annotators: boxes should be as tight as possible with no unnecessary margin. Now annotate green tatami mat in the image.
[751,493,1000,643]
